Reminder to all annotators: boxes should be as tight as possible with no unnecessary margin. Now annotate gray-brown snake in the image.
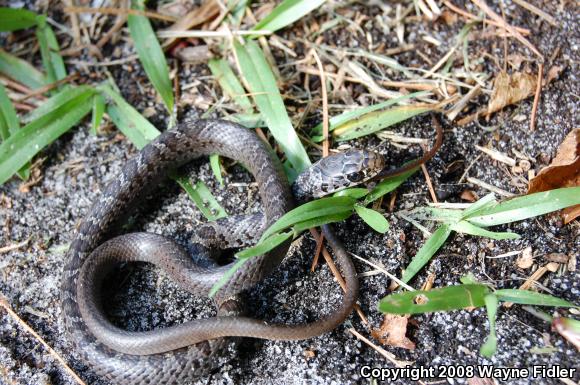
[62,117,442,384]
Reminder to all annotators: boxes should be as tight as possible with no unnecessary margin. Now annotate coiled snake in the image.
[62,118,442,384]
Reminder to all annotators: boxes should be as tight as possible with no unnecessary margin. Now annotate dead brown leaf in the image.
[516,246,533,269]
[486,71,537,116]
[528,128,580,223]
[371,314,416,350]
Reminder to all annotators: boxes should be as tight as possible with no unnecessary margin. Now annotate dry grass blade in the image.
[62,6,177,22]
[470,0,543,60]
[161,0,220,48]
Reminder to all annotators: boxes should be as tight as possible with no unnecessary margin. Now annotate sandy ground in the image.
[1,1,579,384]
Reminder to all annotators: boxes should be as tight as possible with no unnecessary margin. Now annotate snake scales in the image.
[62,117,442,384]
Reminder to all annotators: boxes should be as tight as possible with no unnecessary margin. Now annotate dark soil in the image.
[0,1,579,385]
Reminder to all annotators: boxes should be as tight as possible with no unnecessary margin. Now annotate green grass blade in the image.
[461,192,497,219]
[174,178,227,221]
[480,294,499,357]
[291,211,353,234]
[410,206,464,223]
[253,0,325,34]
[226,0,249,26]
[236,230,293,260]
[91,94,105,135]
[225,113,265,128]
[378,284,490,314]
[24,85,94,123]
[128,0,174,113]
[0,90,94,184]
[451,220,520,240]
[209,258,248,298]
[0,83,29,179]
[208,58,253,113]
[0,84,19,138]
[0,7,37,31]
[99,84,225,221]
[234,39,311,175]
[363,166,418,204]
[209,153,224,186]
[311,91,429,138]
[401,224,452,283]
[210,230,293,297]
[332,105,434,142]
[99,84,160,149]
[35,15,67,83]
[465,187,580,227]
[333,188,369,199]
[494,289,578,308]
[0,49,46,89]
[260,195,356,241]
[354,205,389,233]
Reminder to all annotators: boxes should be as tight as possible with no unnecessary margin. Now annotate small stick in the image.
[530,63,544,131]
[310,49,329,158]
[421,163,438,203]
[0,238,29,254]
[511,0,557,26]
[470,0,543,60]
[63,6,177,22]
[96,14,127,49]
[467,177,515,197]
[310,229,368,325]
[0,295,86,385]
[443,1,530,35]
[348,327,410,367]
[310,228,324,272]
[16,73,79,102]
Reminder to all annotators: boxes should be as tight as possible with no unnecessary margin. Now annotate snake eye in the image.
[348,171,365,183]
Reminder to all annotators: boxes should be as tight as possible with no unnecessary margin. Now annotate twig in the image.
[470,0,543,60]
[310,229,368,325]
[348,328,411,367]
[310,49,329,157]
[421,163,438,203]
[63,6,177,22]
[0,238,30,254]
[443,1,530,35]
[62,0,81,45]
[474,145,516,166]
[467,177,515,197]
[0,295,86,384]
[511,0,557,26]
[530,63,544,131]
[157,30,272,38]
[16,73,79,102]
[162,0,221,49]
[310,229,324,272]
[96,13,127,49]
[349,253,414,291]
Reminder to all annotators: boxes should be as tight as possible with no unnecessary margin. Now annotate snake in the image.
[61,117,442,384]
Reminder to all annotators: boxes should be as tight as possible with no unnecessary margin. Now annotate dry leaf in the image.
[528,129,580,223]
[516,247,533,269]
[552,318,580,351]
[371,314,416,350]
[460,190,478,202]
[486,71,537,116]
[544,65,564,86]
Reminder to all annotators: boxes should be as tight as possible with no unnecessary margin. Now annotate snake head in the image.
[292,150,385,201]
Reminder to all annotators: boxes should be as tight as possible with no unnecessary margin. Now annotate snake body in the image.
[62,119,365,384]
